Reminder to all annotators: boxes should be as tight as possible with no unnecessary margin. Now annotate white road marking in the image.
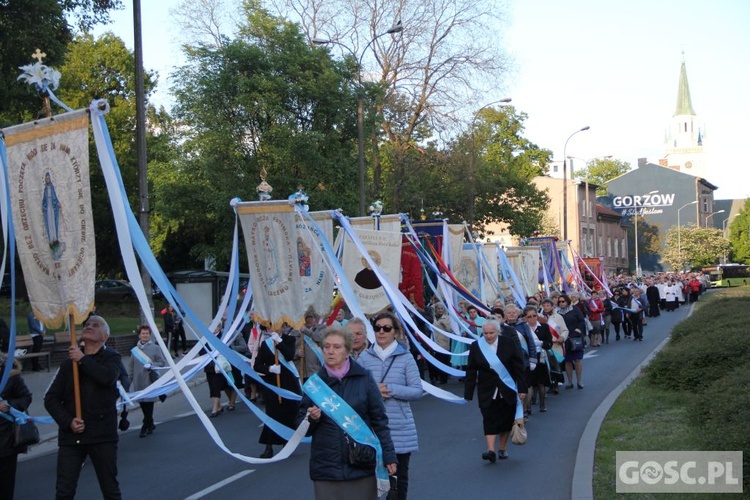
[185,469,255,499]
[583,350,599,359]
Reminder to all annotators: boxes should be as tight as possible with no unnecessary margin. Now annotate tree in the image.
[0,0,122,127]
[572,158,631,195]
[728,198,750,264]
[661,224,731,271]
[274,0,513,211]
[396,106,551,238]
[57,32,161,277]
[167,4,359,269]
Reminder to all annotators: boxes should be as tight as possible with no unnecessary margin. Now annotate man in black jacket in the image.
[44,315,122,499]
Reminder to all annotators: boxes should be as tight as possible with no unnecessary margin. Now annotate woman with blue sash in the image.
[127,325,167,438]
[296,326,397,499]
[464,319,527,463]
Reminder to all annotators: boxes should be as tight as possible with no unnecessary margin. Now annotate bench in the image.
[53,330,72,352]
[14,334,51,372]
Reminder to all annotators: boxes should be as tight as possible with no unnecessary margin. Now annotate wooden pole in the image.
[273,346,282,404]
[70,315,82,419]
[298,333,306,386]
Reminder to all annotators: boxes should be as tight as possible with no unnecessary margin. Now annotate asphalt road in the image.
[14,304,692,500]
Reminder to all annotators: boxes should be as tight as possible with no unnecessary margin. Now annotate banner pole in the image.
[273,346,282,404]
[70,315,82,419]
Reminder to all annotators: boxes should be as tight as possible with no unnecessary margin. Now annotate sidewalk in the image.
[15,353,209,462]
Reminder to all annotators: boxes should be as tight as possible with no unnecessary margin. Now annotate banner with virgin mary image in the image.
[3,109,95,327]
[237,201,306,330]
[295,210,334,317]
[341,227,402,315]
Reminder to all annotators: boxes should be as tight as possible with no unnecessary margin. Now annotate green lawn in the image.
[1,297,166,336]
[593,287,750,499]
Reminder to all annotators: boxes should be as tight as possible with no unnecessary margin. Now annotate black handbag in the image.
[566,336,584,353]
[345,434,376,469]
[14,420,40,448]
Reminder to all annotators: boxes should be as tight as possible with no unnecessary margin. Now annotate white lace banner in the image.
[3,109,94,327]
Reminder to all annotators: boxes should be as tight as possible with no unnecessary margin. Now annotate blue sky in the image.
[94,0,750,200]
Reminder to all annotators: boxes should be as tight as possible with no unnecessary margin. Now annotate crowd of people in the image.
[0,270,710,499]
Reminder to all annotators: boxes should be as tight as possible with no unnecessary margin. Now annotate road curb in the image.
[571,301,696,500]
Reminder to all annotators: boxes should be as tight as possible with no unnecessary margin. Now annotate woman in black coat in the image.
[0,354,33,500]
[254,326,301,458]
[523,306,553,412]
[464,319,527,463]
[296,326,397,500]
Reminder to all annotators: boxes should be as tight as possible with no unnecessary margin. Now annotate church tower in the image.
[660,55,707,179]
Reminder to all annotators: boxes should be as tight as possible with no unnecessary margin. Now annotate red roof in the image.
[596,203,622,217]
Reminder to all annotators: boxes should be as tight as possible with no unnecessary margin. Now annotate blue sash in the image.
[303,335,325,365]
[265,338,300,379]
[302,373,390,496]
[476,337,524,420]
[130,345,153,366]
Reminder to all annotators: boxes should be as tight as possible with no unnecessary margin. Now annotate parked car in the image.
[95,279,136,302]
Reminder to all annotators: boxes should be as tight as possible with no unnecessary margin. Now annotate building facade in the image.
[600,160,717,272]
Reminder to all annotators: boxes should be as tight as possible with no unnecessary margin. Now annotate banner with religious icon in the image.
[506,245,542,297]
[295,210,335,317]
[237,201,306,330]
[3,109,95,328]
[341,227,402,315]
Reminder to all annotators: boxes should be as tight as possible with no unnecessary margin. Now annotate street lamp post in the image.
[313,22,403,216]
[562,126,590,240]
[467,98,512,230]
[567,155,612,256]
[634,189,659,277]
[705,209,725,227]
[678,200,698,270]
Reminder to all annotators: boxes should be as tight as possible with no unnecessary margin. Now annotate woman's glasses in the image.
[374,324,394,332]
[558,301,566,305]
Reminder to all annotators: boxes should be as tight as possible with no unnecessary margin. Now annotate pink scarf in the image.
[325,357,351,380]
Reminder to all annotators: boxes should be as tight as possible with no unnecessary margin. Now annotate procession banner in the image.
[481,243,500,302]
[447,224,464,271]
[456,243,480,298]
[341,227,402,315]
[295,210,334,317]
[506,246,541,297]
[237,201,305,330]
[349,214,401,232]
[399,234,424,309]
[3,109,94,327]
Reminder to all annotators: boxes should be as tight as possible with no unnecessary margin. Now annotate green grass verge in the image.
[593,287,750,499]
[1,298,167,336]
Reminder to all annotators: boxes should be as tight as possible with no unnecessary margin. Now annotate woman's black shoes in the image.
[497,450,509,460]
[260,445,274,459]
[482,451,497,464]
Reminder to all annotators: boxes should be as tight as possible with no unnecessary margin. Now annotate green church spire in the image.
[674,54,696,116]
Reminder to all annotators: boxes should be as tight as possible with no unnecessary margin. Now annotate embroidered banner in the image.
[349,214,401,232]
[3,109,94,328]
[506,246,541,297]
[399,235,424,309]
[447,224,464,272]
[342,227,401,315]
[481,244,500,303]
[237,201,305,330]
[295,210,334,317]
[456,243,480,298]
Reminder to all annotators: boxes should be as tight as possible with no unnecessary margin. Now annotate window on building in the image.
[607,237,612,257]
[598,236,603,256]
[553,165,558,173]
[622,238,627,259]
[614,237,619,258]
[703,198,708,213]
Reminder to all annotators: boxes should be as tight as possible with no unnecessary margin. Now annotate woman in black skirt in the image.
[253,326,301,458]
[523,306,553,412]
[464,319,527,462]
